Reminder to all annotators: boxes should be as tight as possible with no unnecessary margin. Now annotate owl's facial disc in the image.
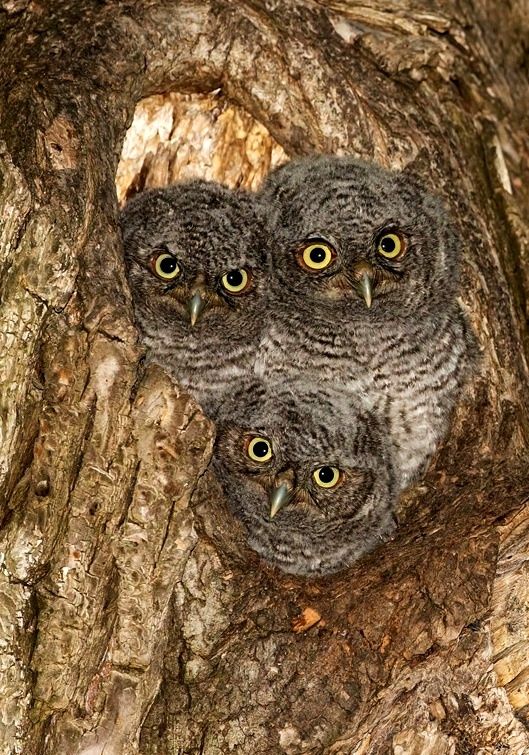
[268,463,344,518]
[188,268,253,325]
[351,228,407,307]
[293,228,407,309]
[145,249,205,324]
[178,267,252,325]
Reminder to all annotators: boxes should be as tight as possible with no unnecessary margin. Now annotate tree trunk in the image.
[1,1,528,753]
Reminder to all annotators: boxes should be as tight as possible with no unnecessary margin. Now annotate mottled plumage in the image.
[258,156,476,486]
[121,179,268,415]
[214,383,396,576]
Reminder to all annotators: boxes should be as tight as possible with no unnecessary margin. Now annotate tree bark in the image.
[0,1,528,753]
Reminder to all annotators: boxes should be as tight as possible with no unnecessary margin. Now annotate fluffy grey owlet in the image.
[213,383,396,576]
[121,179,268,415]
[257,156,476,487]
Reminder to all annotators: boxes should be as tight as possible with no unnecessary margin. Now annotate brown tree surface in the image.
[1,1,529,753]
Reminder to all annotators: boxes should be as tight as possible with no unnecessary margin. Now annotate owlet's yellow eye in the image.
[313,466,342,489]
[298,241,336,271]
[221,268,251,295]
[246,436,273,463]
[153,252,180,280]
[376,232,404,259]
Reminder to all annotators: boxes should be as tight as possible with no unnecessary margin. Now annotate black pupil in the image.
[252,440,269,458]
[380,236,396,253]
[159,255,177,274]
[309,246,327,263]
[318,466,335,483]
[227,269,243,287]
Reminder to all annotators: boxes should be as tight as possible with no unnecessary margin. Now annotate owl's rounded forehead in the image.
[264,156,444,238]
[223,386,375,463]
[121,180,267,269]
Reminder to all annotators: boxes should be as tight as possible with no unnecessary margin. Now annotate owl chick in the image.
[121,180,268,415]
[213,383,396,576]
[257,156,476,487]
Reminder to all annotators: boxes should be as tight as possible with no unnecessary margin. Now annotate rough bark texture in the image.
[0,1,528,753]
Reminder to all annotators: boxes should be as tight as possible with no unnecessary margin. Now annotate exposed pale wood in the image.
[116,92,287,203]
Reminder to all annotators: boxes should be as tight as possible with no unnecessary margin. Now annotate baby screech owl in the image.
[213,383,396,576]
[258,156,476,487]
[121,179,268,415]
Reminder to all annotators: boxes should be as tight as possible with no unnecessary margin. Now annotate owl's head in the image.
[213,384,395,576]
[121,180,268,336]
[259,156,461,320]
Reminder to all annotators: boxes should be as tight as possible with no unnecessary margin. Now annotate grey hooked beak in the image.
[269,482,294,519]
[357,271,373,309]
[188,291,206,326]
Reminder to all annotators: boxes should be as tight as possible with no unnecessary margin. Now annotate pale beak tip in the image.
[358,272,373,309]
[268,482,293,519]
[188,292,205,326]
